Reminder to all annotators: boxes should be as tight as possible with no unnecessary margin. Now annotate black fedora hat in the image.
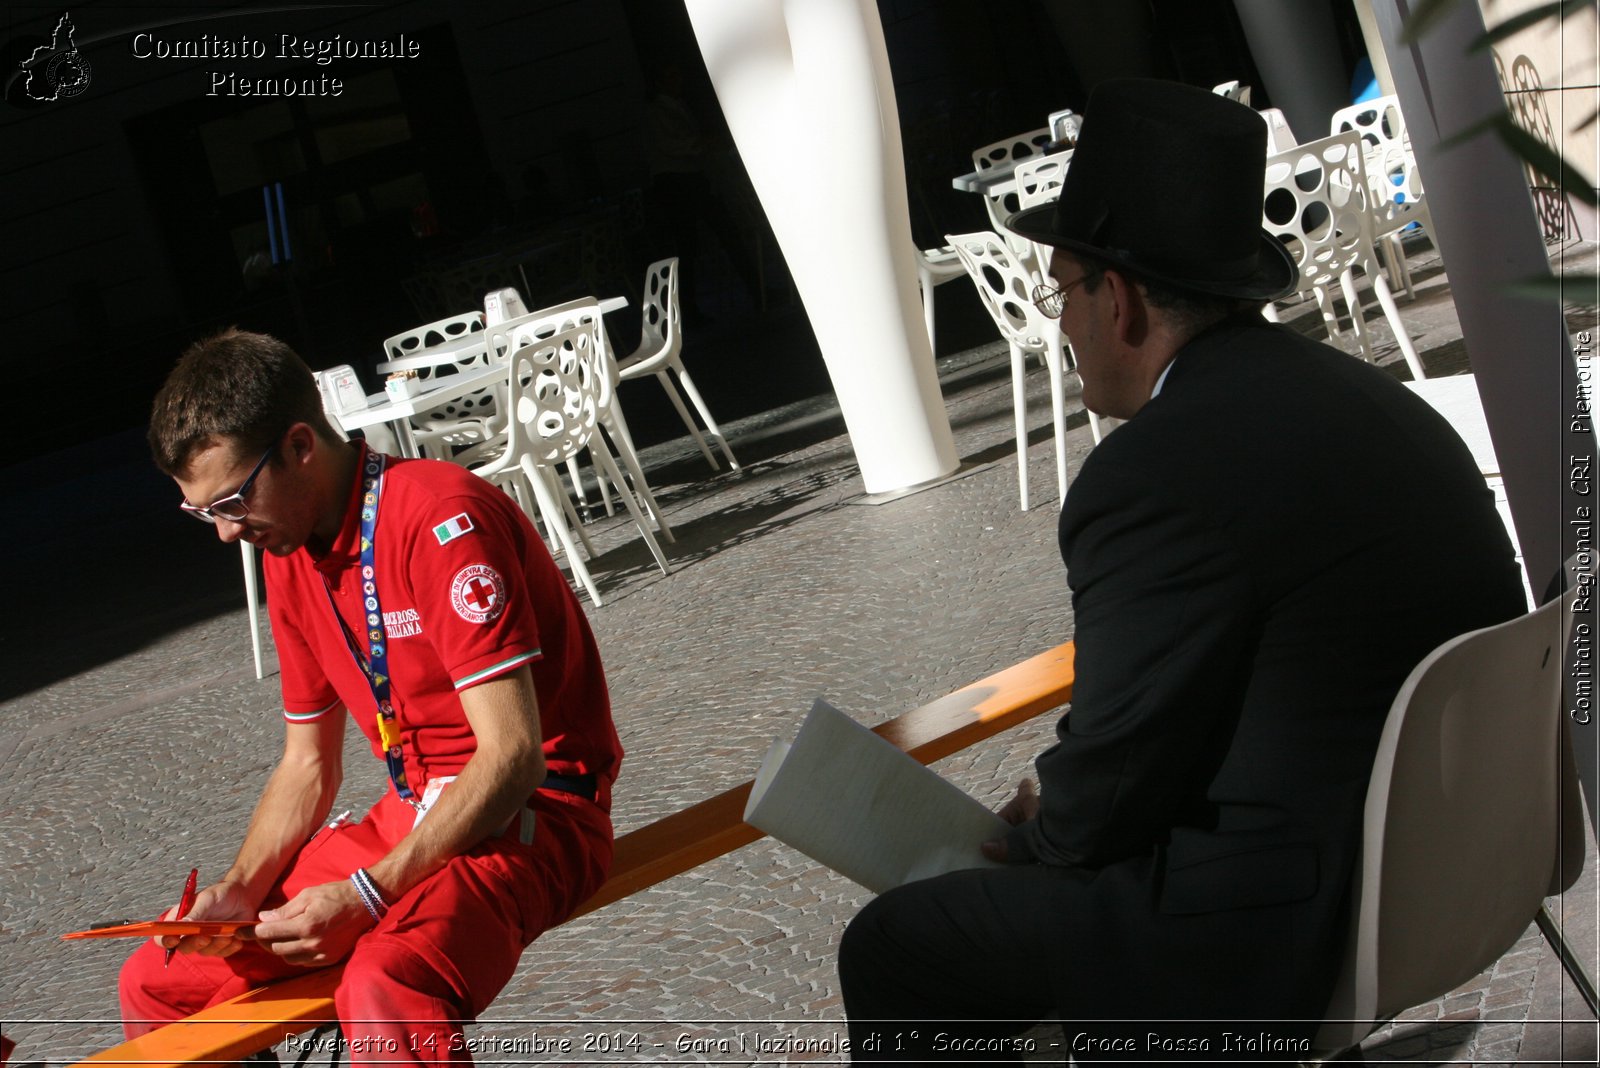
[1007,79,1296,301]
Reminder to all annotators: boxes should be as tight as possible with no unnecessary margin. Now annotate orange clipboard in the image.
[62,919,253,941]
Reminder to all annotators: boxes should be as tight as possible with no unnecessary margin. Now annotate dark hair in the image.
[148,328,338,476]
[1070,254,1257,337]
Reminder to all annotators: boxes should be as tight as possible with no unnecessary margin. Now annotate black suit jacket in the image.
[1009,316,1527,1021]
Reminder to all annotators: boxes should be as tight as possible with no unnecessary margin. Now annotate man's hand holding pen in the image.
[156,878,257,960]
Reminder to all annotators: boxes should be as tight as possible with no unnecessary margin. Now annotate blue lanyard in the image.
[323,451,417,804]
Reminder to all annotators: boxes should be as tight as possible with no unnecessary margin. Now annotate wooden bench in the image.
[76,642,1076,1066]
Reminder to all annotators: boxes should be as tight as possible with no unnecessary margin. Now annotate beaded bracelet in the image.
[349,868,388,923]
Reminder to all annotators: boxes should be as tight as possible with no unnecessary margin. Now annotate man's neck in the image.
[307,440,362,552]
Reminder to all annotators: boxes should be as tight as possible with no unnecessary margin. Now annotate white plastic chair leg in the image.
[1087,407,1105,444]
[1044,333,1071,504]
[671,362,740,472]
[564,457,593,517]
[592,446,672,576]
[1371,271,1425,380]
[1381,233,1412,298]
[525,458,603,606]
[599,416,675,542]
[241,541,263,680]
[1316,282,1351,354]
[1009,340,1030,512]
[601,401,669,535]
[543,465,597,559]
[590,447,616,518]
[1331,270,1372,359]
[657,369,720,470]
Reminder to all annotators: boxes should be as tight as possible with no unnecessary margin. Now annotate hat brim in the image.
[1006,201,1299,303]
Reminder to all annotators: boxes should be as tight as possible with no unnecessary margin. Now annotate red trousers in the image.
[120,788,611,1065]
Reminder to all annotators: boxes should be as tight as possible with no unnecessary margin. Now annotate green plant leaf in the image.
[1437,114,1503,150]
[1468,0,1593,52]
[1506,273,1599,304]
[1494,118,1600,205]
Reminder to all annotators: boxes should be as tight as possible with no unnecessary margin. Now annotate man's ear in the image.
[282,422,319,465]
[1103,269,1149,347]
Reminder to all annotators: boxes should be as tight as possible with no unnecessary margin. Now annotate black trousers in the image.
[837,864,1329,1066]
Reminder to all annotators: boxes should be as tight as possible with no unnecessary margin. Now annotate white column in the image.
[1233,0,1351,142]
[1352,0,1397,96]
[683,0,959,494]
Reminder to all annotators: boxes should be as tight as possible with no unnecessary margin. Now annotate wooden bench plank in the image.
[74,641,1075,1066]
[80,969,342,1064]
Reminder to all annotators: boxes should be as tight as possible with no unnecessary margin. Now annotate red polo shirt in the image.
[264,445,621,810]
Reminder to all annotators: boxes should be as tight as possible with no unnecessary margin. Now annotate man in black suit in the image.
[837,80,1527,1062]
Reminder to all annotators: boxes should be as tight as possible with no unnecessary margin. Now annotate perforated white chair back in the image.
[382,311,485,374]
[1013,152,1072,272]
[946,231,1055,352]
[970,128,1055,245]
[947,230,1096,510]
[1013,152,1071,212]
[632,257,681,373]
[1263,132,1376,299]
[501,322,602,469]
[1330,95,1428,235]
[1261,131,1426,379]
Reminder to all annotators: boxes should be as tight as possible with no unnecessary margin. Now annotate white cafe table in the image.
[335,362,506,458]
[951,159,1028,200]
[377,295,630,375]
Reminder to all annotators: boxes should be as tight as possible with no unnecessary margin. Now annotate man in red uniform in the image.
[122,329,623,1063]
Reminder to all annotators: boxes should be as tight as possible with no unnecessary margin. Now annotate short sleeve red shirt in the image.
[265,445,622,810]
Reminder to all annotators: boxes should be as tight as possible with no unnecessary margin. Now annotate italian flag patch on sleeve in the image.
[433,512,476,545]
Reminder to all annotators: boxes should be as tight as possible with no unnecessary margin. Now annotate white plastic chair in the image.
[467,321,670,606]
[1330,95,1436,300]
[616,257,739,472]
[946,230,1102,511]
[1012,151,1073,273]
[380,311,486,378]
[914,244,966,354]
[1311,585,1586,1057]
[1211,79,1252,106]
[1257,107,1297,155]
[497,297,673,540]
[381,311,499,456]
[1046,108,1082,147]
[970,128,1056,255]
[1261,132,1427,380]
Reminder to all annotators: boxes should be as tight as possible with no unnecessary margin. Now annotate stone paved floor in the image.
[1,242,1596,1064]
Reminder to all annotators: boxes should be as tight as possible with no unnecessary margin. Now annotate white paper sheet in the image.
[743,698,1010,893]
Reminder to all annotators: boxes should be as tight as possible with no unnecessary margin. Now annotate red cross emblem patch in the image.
[449,564,507,624]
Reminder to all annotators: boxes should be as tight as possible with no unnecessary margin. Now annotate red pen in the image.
[164,867,198,968]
